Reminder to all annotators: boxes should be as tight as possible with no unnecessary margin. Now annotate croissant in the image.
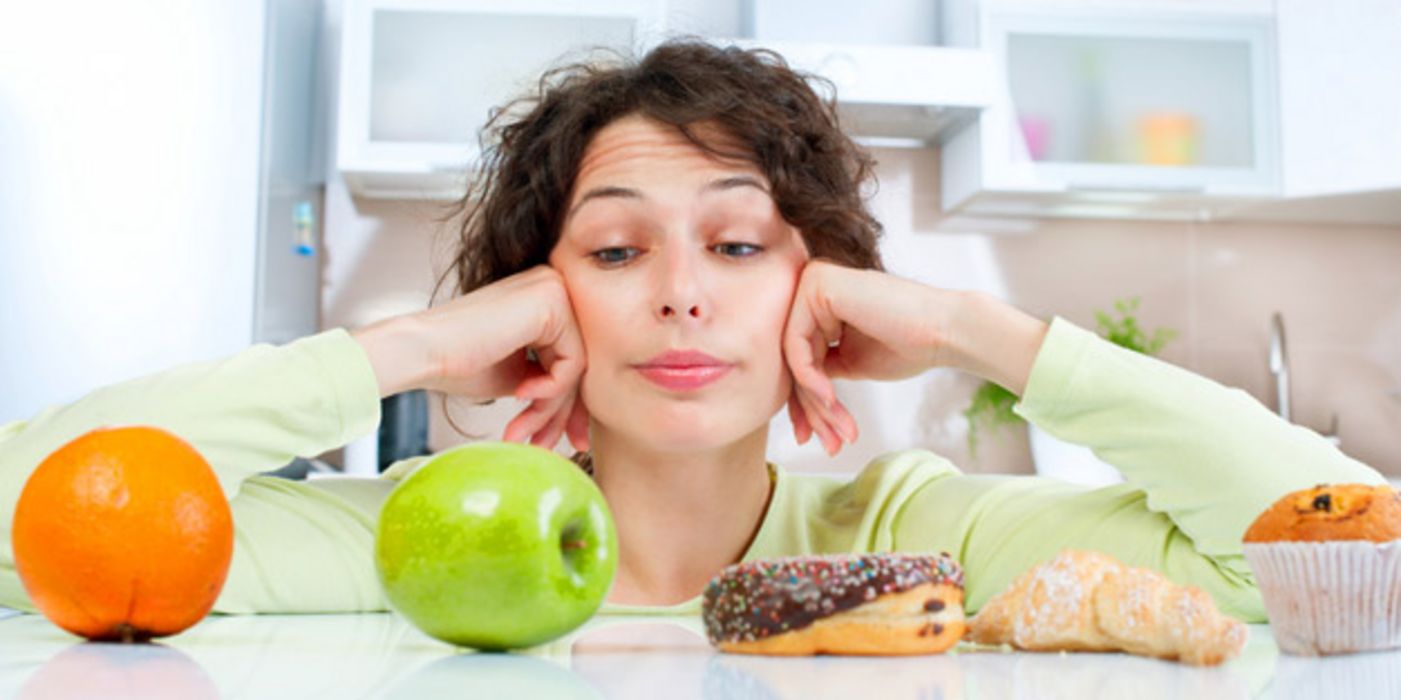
[967,549,1247,666]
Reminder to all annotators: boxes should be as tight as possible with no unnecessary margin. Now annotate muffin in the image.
[1243,483,1401,655]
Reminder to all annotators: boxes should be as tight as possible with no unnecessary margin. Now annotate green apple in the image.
[374,441,617,650]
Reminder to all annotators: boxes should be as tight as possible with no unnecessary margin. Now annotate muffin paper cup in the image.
[1244,540,1401,656]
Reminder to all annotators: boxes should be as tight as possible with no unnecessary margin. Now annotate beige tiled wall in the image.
[322,148,1401,477]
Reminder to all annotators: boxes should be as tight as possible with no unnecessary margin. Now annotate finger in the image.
[834,399,859,444]
[809,334,841,409]
[535,305,588,394]
[502,394,562,444]
[795,383,841,456]
[820,340,854,380]
[501,408,534,444]
[448,349,531,401]
[531,396,574,449]
[808,382,858,444]
[824,393,859,444]
[502,403,541,443]
[783,313,838,411]
[809,394,841,456]
[800,381,859,446]
[512,361,554,401]
[564,393,591,453]
[783,280,848,412]
[513,346,579,398]
[787,389,812,445]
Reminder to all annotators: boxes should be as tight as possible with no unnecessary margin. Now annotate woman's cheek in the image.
[751,286,797,408]
[575,300,636,419]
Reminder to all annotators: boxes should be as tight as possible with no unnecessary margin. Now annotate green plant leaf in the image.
[963,380,1023,459]
[1094,296,1176,356]
[960,297,1176,458]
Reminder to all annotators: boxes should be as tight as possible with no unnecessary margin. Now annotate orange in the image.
[11,426,234,642]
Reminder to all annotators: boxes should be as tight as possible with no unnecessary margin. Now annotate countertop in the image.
[1,608,1398,699]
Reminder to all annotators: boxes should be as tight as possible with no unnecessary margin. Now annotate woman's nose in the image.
[659,303,701,319]
[654,243,707,322]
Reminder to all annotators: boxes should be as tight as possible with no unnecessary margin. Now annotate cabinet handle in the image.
[1066,184,1206,194]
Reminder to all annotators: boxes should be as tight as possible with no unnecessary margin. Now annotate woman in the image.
[0,41,1382,618]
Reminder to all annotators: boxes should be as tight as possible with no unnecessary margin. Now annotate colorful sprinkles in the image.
[701,552,964,644]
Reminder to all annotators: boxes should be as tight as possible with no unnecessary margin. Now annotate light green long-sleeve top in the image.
[0,317,1384,621]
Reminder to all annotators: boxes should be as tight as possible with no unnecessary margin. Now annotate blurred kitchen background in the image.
[2,0,1398,483]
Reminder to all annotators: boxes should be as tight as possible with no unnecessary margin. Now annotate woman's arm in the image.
[1,264,590,613]
[0,329,382,501]
[892,315,1385,621]
[351,314,433,399]
[1012,316,1383,557]
[783,261,1381,553]
[354,264,591,450]
[938,290,1049,396]
[779,264,1382,619]
[0,329,386,612]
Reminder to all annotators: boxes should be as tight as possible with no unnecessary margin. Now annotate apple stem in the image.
[563,539,587,550]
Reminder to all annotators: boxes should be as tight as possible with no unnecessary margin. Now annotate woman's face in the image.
[548,114,810,453]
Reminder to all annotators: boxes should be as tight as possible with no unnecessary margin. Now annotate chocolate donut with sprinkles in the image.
[701,552,966,655]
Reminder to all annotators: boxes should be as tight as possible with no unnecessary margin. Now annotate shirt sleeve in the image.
[0,329,386,613]
[893,316,1385,622]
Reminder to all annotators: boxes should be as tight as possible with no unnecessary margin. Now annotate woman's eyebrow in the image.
[568,186,639,219]
[568,175,768,219]
[703,175,768,195]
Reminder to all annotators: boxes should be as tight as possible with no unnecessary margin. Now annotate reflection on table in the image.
[1,611,1398,699]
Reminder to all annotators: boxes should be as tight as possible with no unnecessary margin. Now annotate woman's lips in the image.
[634,349,733,391]
[635,364,733,391]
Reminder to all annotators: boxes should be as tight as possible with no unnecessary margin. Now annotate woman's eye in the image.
[590,247,638,266]
[714,242,763,257]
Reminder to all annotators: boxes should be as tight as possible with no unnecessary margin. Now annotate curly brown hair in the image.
[430,38,887,462]
[434,38,885,302]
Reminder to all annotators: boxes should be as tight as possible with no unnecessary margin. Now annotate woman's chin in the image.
[585,382,777,451]
[618,414,753,453]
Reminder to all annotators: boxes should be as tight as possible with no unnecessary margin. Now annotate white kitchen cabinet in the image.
[724,39,996,147]
[1274,0,1401,199]
[336,0,664,200]
[941,3,1279,221]
[728,0,994,147]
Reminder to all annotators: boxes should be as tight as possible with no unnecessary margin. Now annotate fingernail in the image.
[834,423,851,444]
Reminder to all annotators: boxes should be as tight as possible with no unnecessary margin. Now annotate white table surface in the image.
[0,608,1396,699]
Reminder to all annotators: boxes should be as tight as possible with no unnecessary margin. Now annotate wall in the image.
[0,2,265,422]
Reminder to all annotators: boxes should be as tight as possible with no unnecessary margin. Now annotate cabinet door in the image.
[1276,0,1401,197]
[337,0,663,199]
[984,9,1278,196]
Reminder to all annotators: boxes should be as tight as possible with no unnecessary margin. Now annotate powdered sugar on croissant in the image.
[968,549,1247,666]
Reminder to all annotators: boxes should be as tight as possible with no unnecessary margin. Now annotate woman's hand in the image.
[352,265,590,452]
[781,260,1048,456]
